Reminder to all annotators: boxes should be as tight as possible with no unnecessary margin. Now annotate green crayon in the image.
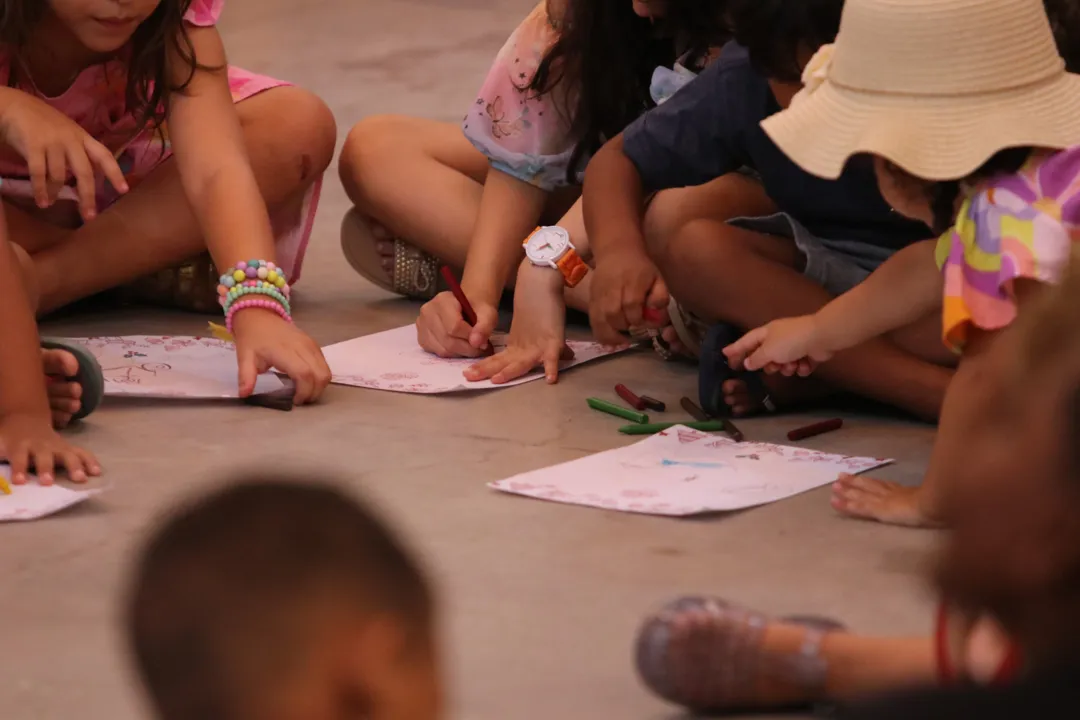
[618,420,728,436]
[587,397,649,424]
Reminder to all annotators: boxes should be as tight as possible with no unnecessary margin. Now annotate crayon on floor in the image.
[787,418,843,442]
[721,418,745,443]
[615,384,646,411]
[587,398,649,424]
[618,420,727,435]
[639,395,666,412]
[680,397,710,422]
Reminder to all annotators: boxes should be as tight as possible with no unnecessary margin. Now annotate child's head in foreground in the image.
[935,248,1080,667]
[126,480,441,720]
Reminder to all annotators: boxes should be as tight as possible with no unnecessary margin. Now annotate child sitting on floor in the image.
[724,0,1080,527]
[0,0,334,403]
[635,243,1080,716]
[340,0,774,367]
[127,479,442,720]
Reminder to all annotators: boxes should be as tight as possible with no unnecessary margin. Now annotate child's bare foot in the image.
[42,348,83,429]
[830,473,942,527]
[721,373,831,417]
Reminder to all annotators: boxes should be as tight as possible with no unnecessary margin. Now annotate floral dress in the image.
[0,0,320,285]
[462,1,703,191]
[937,146,1080,352]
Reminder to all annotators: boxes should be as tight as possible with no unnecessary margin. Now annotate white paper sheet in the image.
[490,425,893,516]
[0,466,103,522]
[323,325,626,394]
[61,336,284,399]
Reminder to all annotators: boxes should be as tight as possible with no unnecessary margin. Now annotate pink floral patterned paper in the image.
[0,466,104,522]
[323,325,627,394]
[489,426,893,516]
[60,336,285,399]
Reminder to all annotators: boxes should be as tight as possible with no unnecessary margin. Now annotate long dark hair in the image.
[0,0,204,139]
[928,147,1034,235]
[531,0,730,183]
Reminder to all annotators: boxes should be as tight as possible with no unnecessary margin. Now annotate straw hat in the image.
[761,0,1080,181]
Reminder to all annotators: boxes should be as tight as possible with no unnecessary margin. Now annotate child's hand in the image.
[465,263,570,384]
[589,249,668,345]
[0,413,101,486]
[0,92,128,221]
[231,309,331,405]
[416,291,499,358]
[723,315,831,376]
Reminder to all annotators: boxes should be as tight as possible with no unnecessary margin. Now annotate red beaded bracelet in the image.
[225,297,294,334]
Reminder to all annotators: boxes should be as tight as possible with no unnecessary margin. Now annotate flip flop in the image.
[635,596,845,712]
[698,323,777,418]
[40,339,104,422]
[340,208,445,300]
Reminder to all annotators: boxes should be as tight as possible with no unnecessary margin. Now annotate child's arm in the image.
[725,240,942,373]
[0,234,99,485]
[584,60,743,345]
[165,25,330,404]
[417,170,547,357]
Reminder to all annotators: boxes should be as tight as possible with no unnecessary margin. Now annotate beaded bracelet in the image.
[217,259,292,317]
[225,297,294,334]
[220,281,292,316]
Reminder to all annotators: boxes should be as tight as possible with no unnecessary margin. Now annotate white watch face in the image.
[525,226,571,264]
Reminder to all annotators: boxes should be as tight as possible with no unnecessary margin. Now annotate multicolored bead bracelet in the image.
[217,260,292,318]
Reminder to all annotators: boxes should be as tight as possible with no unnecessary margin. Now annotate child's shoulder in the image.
[184,0,224,27]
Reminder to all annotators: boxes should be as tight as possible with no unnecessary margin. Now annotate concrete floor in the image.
[0,1,941,718]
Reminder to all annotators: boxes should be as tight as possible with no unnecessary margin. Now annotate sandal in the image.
[652,297,708,361]
[340,208,446,300]
[40,339,105,422]
[635,596,844,712]
[699,322,777,418]
[117,254,221,314]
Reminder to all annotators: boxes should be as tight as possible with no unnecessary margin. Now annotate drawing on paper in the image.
[490,425,894,517]
[322,325,627,395]
[56,336,285,399]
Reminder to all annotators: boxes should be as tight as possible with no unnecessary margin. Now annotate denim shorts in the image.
[728,212,894,296]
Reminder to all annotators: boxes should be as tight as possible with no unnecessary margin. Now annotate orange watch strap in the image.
[556,249,589,288]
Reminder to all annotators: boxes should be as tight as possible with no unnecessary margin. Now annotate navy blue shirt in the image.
[622,44,930,250]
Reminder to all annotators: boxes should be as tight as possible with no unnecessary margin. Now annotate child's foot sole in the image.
[830,473,941,527]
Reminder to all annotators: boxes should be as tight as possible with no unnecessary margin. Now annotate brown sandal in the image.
[652,297,709,361]
[117,253,221,314]
[635,596,843,712]
[340,208,446,300]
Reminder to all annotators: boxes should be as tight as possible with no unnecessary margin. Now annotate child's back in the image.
[126,480,442,720]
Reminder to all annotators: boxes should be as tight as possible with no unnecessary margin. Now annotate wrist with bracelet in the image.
[217,259,294,333]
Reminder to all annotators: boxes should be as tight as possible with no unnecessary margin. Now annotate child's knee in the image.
[249,87,336,186]
[339,115,409,201]
[654,218,746,276]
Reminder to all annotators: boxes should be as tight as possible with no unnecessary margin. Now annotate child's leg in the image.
[338,115,578,282]
[649,218,953,421]
[12,86,335,314]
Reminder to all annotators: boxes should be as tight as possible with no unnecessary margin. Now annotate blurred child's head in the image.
[935,248,1080,668]
[1,1,203,137]
[727,0,845,107]
[534,0,730,182]
[127,480,441,720]
[760,0,1080,223]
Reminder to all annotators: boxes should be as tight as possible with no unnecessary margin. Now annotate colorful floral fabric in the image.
[0,0,318,280]
[936,147,1080,351]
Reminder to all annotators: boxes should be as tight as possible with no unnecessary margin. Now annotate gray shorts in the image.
[728,212,894,296]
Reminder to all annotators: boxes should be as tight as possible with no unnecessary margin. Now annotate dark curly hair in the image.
[531,0,731,183]
[1,0,205,140]
[727,0,844,82]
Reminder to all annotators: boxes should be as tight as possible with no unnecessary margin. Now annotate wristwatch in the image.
[523,225,589,288]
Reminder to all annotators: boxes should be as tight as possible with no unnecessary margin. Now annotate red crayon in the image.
[642,306,665,325]
[440,265,478,326]
[615,383,647,411]
[787,418,843,442]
